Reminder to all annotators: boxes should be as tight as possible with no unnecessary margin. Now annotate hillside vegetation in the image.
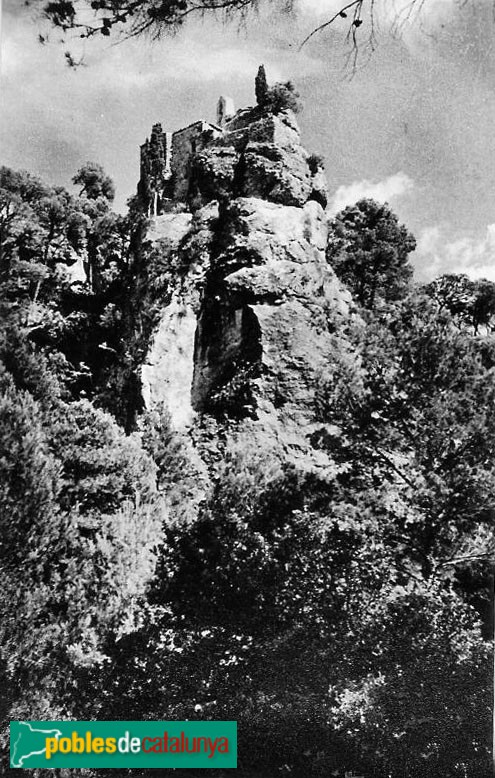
[0,142,494,777]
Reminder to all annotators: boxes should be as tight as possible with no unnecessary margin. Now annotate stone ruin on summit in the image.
[137,96,236,217]
[136,67,328,219]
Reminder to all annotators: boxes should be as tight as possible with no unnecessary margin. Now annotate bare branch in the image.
[299,0,362,50]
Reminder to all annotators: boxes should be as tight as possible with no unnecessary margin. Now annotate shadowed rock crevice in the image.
[192,296,262,418]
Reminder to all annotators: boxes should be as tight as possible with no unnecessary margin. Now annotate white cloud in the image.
[328,172,414,215]
[415,223,495,282]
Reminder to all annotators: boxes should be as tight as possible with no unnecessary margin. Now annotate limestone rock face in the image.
[141,296,197,428]
[140,206,214,429]
[188,109,328,211]
[135,98,354,496]
[241,140,312,207]
[190,197,352,471]
[139,201,352,474]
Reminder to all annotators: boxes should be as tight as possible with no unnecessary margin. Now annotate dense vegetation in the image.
[0,163,494,777]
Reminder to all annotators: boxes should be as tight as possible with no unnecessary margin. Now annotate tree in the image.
[0,168,46,279]
[0,326,163,739]
[308,292,495,775]
[74,415,493,777]
[327,198,416,309]
[73,162,115,202]
[316,290,495,598]
[263,80,301,114]
[425,273,495,334]
[0,164,134,420]
[255,64,268,106]
[0,166,87,287]
[252,65,301,115]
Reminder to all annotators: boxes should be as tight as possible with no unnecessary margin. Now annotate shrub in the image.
[307,153,325,175]
[263,81,302,115]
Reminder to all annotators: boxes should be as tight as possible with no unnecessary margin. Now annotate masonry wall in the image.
[171,121,223,201]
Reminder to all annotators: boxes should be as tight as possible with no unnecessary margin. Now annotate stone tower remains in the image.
[216,96,235,128]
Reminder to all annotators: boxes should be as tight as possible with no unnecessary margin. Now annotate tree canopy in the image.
[327,198,416,309]
[73,162,116,202]
[425,273,495,334]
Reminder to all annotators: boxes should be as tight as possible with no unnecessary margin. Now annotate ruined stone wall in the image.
[138,100,328,221]
[138,88,324,216]
[186,108,328,211]
[171,121,223,201]
[138,120,224,211]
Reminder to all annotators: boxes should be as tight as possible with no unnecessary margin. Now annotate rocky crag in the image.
[132,69,356,512]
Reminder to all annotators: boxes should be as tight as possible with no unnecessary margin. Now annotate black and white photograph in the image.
[0,0,494,775]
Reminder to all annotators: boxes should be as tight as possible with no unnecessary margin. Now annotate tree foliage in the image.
[327,198,416,308]
[0,164,493,778]
[31,0,260,41]
[0,327,163,741]
[254,63,268,106]
[0,164,135,421]
[425,273,495,333]
[254,65,301,114]
[73,162,116,201]
[262,80,301,114]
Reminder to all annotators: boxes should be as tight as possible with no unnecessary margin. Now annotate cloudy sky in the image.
[1,0,495,280]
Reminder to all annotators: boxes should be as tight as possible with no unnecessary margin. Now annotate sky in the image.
[1,0,495,281]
